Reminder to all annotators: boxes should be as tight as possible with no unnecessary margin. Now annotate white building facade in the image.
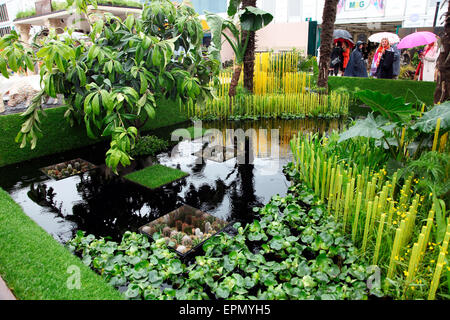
[258,0,446,28]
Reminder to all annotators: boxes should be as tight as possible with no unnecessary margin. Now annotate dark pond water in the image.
[0,118,344,244]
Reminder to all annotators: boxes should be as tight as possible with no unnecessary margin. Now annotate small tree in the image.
[434,1,450,103]
[0,0,218,173]
[317,0,340,91]
[206,4,273,97]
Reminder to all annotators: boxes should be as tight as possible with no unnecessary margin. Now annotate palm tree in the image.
[434,1,450,103]
[317,0,340,91]
[242,0,257,94]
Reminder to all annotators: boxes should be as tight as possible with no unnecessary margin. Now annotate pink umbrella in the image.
[397,31,437,49]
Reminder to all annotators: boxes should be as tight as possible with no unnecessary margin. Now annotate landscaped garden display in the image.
[0,0,448,303]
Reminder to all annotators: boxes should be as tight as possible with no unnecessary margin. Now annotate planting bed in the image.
[40,158,96,181]
[139,205,229,256]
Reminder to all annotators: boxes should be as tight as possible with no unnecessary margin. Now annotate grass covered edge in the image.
[0,188,123,300]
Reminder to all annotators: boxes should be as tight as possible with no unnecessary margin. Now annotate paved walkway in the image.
[0,275,16,300]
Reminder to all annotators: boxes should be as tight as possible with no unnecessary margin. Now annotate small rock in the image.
[176,245,187,254]
[141,226,152,234]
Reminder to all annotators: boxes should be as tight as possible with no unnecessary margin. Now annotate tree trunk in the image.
[229,64,243,97]
[242,0,257,94]
[434,2,450,104]
[317,0,340,91]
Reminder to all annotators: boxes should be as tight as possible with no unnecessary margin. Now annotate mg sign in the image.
[345,1,370,11]
[337,0,386,18]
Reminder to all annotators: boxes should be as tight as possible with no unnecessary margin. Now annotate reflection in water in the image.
[1,118,344,243]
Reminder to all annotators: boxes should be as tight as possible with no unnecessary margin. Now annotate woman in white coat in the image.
[421,42,440,82]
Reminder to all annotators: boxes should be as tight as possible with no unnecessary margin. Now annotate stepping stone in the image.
[0,275,16,300]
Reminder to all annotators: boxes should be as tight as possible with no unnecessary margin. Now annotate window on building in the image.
[428,0,439,7]
[288,0,302,22]
[0,26,11,37]
[0,4,9,23]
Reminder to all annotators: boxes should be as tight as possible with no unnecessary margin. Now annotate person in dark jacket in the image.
[344,41,368,78]
[329,42,343,76]
[376,38,395,79]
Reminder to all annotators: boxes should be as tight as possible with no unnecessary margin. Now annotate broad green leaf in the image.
[338,113,386,142]
[411,102,450,133]
[356,90,420,124]
[240,6,273,32]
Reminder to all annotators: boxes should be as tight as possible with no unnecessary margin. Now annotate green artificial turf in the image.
[172,126,207,140]
[328,76,436,105]
[0,188,123,300]
[124,164,189,190]
[0,98,188,168]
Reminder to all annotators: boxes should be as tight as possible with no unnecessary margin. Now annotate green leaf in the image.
[355,90,420,124]
[411,102,450,133]
[227,0,241,16]
[240,6,273,32]
[92,94,100,116]
[338,113,386,142]
[7,51,18,72]
[144,104,155,119]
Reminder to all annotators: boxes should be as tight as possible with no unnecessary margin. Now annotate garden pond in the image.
[0,118,344,245]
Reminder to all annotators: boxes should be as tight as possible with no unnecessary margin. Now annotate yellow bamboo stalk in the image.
[352,191,363,242]
[373,213,386,265]
[362,201,373,252]
[432,118,441,152]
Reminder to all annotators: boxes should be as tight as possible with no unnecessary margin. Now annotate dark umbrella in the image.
[334,38,355,48]
[333,29,354,48]
[333,29,353,41]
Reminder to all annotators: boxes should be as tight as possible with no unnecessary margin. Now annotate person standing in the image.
[420,42,440,82]
[342,42,350,74]
[392,43,401,79]
[370,38,391,77]
[329,42,343,76]
[344,41,368,77]
[375,38,395,79]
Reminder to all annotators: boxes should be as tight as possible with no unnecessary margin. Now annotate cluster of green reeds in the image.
[290,132,449,300]
[185,92,349,120]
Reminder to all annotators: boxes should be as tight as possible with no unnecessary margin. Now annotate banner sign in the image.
[337,0,386,18]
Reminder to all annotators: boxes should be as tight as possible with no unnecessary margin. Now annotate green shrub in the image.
[130,135,169,157]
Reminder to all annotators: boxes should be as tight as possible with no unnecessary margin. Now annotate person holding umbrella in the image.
[329,41,343,76]
[397,31,439,81]
[342,42,350,73]
[371,38,395,79]
[344,41,368,78]
[416,41,440,81]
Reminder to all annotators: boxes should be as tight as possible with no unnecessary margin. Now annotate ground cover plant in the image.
[124,164,189,190]
[68,183,375,300]
[0,188,123,300]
